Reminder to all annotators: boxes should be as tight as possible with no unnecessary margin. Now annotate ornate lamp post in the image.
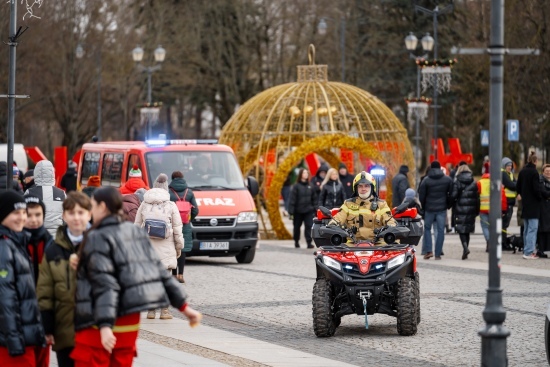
[414,2,454,160]
[132,45,166,138]
[404,32,434,187]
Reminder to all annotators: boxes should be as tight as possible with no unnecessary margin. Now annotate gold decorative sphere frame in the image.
[219,45,415,239]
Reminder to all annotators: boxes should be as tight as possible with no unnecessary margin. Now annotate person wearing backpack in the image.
[169,171,198,284]
[134,174,184,320]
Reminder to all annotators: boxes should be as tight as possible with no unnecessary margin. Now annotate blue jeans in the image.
[480,213,490,242]
[523,218,539,256]
[281,185,291,212]
[422,210,446,257]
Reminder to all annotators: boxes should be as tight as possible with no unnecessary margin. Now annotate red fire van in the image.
[77,139,259,263]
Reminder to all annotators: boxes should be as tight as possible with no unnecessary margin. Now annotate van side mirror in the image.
[247,176,259,197]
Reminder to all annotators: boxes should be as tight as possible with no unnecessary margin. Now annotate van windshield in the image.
[145,151,246,190]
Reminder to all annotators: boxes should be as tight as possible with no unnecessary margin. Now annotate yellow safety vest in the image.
[479,178,490,212]
[501,169,517,199]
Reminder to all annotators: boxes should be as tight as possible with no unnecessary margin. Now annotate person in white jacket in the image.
[134,173,184,320]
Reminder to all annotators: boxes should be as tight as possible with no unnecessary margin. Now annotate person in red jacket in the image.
[119,165,149,195]
[477,167,507,252]
[24,195,54,367]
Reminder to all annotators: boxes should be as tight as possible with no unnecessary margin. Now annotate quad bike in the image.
[311,204,423,337]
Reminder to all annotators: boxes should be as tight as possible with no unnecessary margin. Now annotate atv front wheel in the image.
[396,277,418,336]
[312,278,337,337]
[414,272,421,325]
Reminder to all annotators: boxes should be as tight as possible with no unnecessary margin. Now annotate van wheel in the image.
[236,246,256,264]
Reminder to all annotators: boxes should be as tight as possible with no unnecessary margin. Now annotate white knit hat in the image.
[129,164,142,178]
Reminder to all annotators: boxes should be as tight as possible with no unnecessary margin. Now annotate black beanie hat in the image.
[24,195,46,218]
[338,162,347,170]
[430,160,441,169]
[0,191,27,224]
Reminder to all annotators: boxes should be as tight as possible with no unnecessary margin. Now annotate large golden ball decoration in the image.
[266,134,386,240]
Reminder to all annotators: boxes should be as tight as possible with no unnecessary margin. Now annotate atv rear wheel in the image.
[312,278,337,337]
[396,277,418,336]
[414,272,421,325]
[235,246,256,264]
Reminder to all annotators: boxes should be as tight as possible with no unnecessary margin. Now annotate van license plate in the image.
[200,242,230,250]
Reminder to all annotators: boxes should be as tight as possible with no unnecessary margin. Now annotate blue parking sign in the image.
[507,120,519,141]
[481,130,489,147]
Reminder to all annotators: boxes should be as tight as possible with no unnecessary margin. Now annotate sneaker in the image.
[523,253,539,260]
[147,310,156,319]
[160,308,173,320]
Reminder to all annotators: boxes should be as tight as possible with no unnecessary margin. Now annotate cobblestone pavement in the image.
[179,213,549,367]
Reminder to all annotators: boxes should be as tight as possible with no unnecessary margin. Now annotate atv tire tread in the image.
[312,278,337,337]
[396,277,418,336]
[414,272,421,324]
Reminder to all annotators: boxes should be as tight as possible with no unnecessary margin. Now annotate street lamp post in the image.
[404,32,434,188]
[414,2,454,160]
[451,0,539,363]
[132,45,166,138]
[76,44,102,141]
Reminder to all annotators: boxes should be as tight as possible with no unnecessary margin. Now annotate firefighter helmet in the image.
[352,171,376,194]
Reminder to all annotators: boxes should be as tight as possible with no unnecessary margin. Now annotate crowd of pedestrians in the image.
[0,159,201,367]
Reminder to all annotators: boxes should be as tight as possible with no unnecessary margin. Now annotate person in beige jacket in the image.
[134,173,184,320]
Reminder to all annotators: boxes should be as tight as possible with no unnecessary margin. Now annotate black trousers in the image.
[459,233,470,246]
[56,347,74,367]
[293,212,313,245]
[502,200,515,230]
[172,252,186,275]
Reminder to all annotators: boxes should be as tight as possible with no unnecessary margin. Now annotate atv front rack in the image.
[318,244,410,252]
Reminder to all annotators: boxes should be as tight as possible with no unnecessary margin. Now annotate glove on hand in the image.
[328,219,338,226]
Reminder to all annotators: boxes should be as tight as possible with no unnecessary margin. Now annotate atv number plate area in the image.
[200,242,230,250]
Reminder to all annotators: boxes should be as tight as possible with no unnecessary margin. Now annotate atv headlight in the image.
[387,254,406,269]
[238,211,257,223]
[322,256,341,271]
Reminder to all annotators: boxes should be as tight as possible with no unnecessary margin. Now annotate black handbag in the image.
[144,219,170,239]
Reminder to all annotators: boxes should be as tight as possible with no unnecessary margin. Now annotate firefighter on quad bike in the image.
[328,171,396,244]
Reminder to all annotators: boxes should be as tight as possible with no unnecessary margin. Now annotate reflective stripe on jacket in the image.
[501,169,517,199]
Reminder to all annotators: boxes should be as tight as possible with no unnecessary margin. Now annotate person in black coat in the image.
[418,161,453,259]
[338,163,354,199]
[318,168,346,209]
[450,165,479,260]
[310,162,329,197]
[538,164,550,256]
[60,160,78,193]
[289,168,317,248]
[391,165,410,207]
[0,191,45,365]
[516,152,543,259]
[0,161,22,192]
[72,187,202,365]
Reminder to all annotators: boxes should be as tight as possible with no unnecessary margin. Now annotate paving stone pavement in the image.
[50,209,549,366]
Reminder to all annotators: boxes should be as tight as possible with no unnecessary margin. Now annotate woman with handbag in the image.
[134,174,184,320]
[71,186,201,366]
[168,171,199,284]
